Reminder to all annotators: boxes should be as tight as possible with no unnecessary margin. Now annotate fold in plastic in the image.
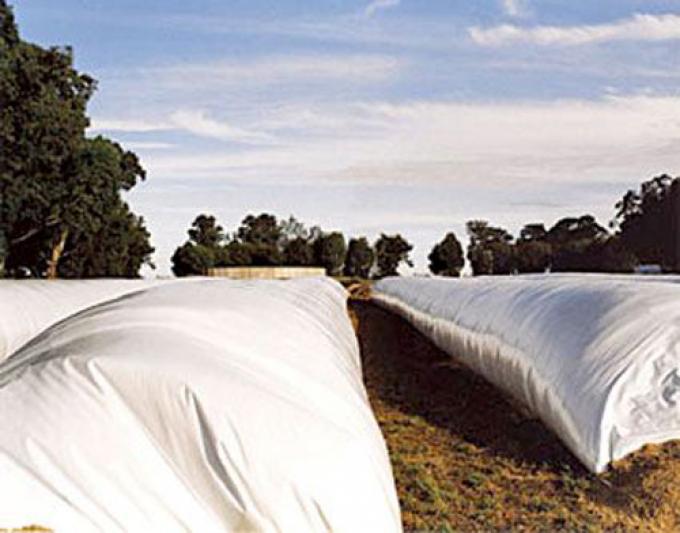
[0,279,160,362]
[0,278,401,532]
[374,274,680,473]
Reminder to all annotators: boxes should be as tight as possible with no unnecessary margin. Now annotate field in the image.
[349,297,680,531]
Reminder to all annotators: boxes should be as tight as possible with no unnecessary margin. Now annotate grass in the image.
[349,297,680,532]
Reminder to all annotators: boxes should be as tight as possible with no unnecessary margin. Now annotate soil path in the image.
[350,299,680,531]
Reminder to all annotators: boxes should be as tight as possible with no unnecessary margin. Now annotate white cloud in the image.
[470,13,680,46]
[123,141,175,150]
[501,0,529,19]
[90,118,172,132]
[91,111,274,145]
[364,0,400,18]
[169,110,274,144]
[145,54,402,89]
[139,94,680,189]
[155,11,456,51]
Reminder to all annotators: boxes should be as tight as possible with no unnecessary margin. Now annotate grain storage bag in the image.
[374,275,680,473]
[0,278,400,532]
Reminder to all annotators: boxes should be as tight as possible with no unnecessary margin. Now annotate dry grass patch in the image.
[350,298,680,532]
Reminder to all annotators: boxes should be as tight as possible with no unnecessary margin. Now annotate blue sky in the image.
[12,0,680,275]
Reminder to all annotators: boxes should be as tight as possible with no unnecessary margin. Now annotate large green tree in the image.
[236,213,283,265]
[344,237,374,278]
[237,213,281,247]
[547,215,608,272]
[315,232,346,276]
[374,234,413,278]
[544,214,635,273]
[547,215,607,247]
[428,232,464,277]
[466,220,514,275]
[188,214,225,248]
[514,223,551,274]
[171,214,226,277]
[278,215,311,243]
[284,237,315,266]
[0,2,152,277]
[612,174,679,269]
[58,200,154,278]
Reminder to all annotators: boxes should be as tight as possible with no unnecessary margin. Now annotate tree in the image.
[549,236,635,273]
[188,214,224,248]
[547,215,610,272]
[514,240,551,274]
[284,237,315,266]
[278,216,310,244]
[57,202,154,278]
[374,234,413,278]
[612,174,678,269]
[466,221,514,275]
[247,242,284,266]
[315,232,346,276]
[237,213,281,247]
[344,237,374,278]
[588,237,637,273]
[171,243,216,277]
[1,3,152,278]
[236,213,282,266]
[4,136,153,278]
[221,241,252,266]
[547,215,607,248]
[0,1,19,45]
[428,232,464,277]
[514,223,551,274]
[519,223,548,242]
[171,214,224,276]
[187,214,224,248]
[307,225,324,243]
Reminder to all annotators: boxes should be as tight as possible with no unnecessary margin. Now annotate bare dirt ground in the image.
[349,298,680,532]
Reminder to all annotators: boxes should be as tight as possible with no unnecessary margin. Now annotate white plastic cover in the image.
[0,279,159,362]
[373,275,680,473]
[0,278,400,532]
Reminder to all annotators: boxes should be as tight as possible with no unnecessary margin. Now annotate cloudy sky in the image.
[14,0,680,275]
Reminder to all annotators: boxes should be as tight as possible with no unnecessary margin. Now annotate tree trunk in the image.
[46,228,68,280]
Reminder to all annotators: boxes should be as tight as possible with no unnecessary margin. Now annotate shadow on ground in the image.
[351,299,581,472]
[350,299,680,531]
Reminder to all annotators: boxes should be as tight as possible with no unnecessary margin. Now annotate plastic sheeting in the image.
[373,275,680,473]
[0,279,159,362]
[0,278,400,532]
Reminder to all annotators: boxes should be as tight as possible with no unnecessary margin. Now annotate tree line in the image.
[171,214,414,279]
[461,174,680,276]
[0,1,153,278]
[173,173,680,279]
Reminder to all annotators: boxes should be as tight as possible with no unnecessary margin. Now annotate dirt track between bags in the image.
[350,298,680,532]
